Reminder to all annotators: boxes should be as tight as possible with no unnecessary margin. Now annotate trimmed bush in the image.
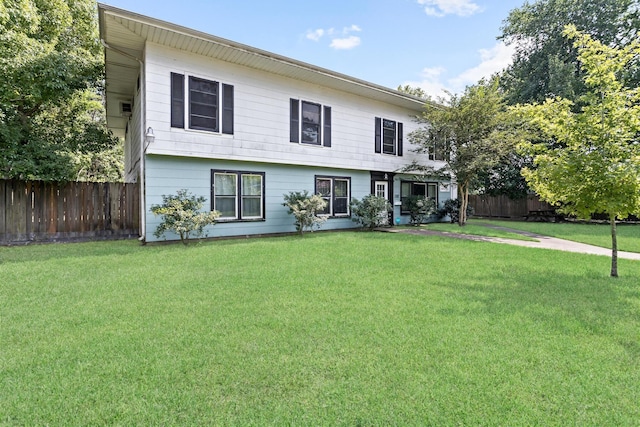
[282,191,328,235]
[150,189,220,244]
[351,195,392,230]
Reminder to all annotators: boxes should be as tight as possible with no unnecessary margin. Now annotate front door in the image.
[374,181,389,225]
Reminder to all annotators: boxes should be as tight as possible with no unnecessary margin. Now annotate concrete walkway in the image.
[383,223,640,261]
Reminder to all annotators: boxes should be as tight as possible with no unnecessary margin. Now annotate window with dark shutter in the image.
[376,117,402,156]
[222,83,234,135]
[398,122,403,156]
[382,119,396,155]
[290,99,299,143]
[374,117,382,153]
[291,99,332,146]
[189,76,218,132]
[301,101,321,145]
[323,106,331,147]
[173,73,234,134]
[170,73,184,128]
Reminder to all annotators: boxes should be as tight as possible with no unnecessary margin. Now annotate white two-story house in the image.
[98,4,453,242]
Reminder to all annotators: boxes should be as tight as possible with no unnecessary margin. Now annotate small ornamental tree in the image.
[350,195,392,230]
[282,191,328,235]
[406,78,513,226]
[515,25,640,277]
[150,189,220,245]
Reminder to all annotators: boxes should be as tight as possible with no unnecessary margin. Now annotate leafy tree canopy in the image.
[499,0,640,105]
[0,0,121,181]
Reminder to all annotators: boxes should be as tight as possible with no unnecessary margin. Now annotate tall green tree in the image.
[0,0,120,181]
[487,0,638,198]
[515,25,640,277]
[406,78,513,226]
[500,0,639,105]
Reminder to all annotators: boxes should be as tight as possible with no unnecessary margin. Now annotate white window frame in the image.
[212,170,264,221]
[315,176,351,217]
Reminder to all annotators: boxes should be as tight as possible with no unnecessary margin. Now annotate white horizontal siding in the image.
[142,42,432,173]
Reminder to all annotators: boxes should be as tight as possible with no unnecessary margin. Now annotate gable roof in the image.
[98,4,429,137]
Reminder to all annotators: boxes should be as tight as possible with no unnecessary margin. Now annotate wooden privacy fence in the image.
[0,180,139,244]
[468,194,554,219]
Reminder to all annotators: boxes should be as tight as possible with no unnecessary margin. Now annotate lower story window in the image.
[212,170,265,220]
[400,181,437,214]
[315,176,350,217]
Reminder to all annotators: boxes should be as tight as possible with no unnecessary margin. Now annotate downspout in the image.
[101,39,147,243]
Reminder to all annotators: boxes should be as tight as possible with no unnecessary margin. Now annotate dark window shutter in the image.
[374,117,381,153]
[323,106,331,147]
[170,73,184,128]
[222,84,234,134]
[397,122,403,156]
[290,99,299,143]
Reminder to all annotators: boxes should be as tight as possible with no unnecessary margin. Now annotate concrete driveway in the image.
[385,224,640,261]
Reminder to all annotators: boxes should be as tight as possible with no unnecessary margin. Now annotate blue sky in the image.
[101,0,526,98]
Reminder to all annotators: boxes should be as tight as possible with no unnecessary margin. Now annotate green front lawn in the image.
[420,221,537,241]
[2,233,639,425]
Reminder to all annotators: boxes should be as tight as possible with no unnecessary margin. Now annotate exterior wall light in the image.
[145,127,155,144]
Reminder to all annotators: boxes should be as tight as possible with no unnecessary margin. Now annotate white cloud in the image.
[306,29,325,41]
[306,24,363,50]
[448,42,515,89]
[330,36,361,50]
[404,66,450,100]
[402,42,515,100]
[417,0,482,17]
[345,24,362,33]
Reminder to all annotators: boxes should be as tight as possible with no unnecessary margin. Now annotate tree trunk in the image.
[458,182,468,227]
[610,215,618,277]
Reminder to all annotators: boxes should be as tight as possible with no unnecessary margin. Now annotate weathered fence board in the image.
[469,194,554,219]
[0,180,139,244]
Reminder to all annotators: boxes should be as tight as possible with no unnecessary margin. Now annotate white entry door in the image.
[375,181,388,198]
[374,181,389,225]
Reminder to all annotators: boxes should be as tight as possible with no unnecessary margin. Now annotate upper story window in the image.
[315,176,350,217]
[171,73,234,134]
[290,99,331,147]
[375,117,403,156]
[428,140,449,161]
[211,170,265,221]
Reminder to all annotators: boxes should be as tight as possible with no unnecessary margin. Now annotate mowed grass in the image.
[419,221,537,241]
[2,232,640,425]
[478,219,640,252]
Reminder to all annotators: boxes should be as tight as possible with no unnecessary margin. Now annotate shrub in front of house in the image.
[151,189,220,245]
[282,191,328,235]
[350,195,392,230]
[403,195,437,225]
[437,198,474,224]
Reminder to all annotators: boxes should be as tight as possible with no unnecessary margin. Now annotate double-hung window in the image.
[315,176,350,217]
[171,73,234,134]
[375,117,403,156]
[400,181,437,214]
[290,99,331,147]
[212,170,265,220]
[428,140,449,161]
